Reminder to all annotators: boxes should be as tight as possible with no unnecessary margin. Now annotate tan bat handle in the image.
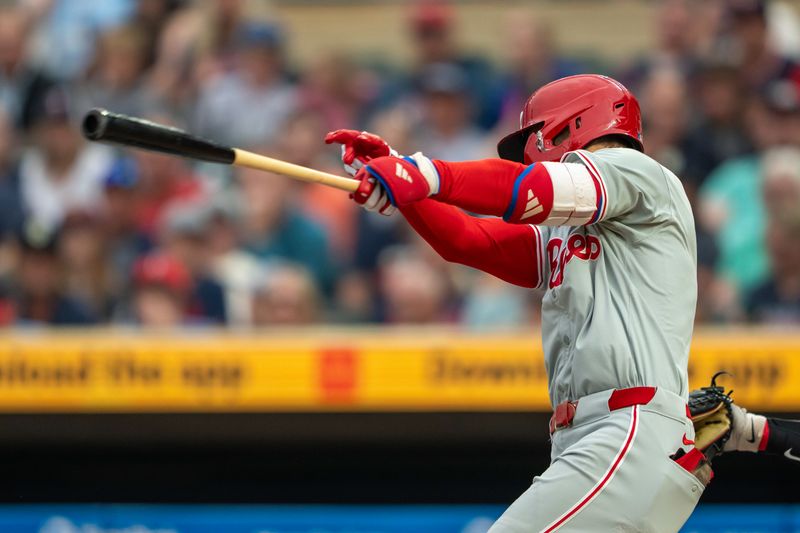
[233,148,359,193]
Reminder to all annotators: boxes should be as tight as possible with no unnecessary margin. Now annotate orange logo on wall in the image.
[318,349,358,403]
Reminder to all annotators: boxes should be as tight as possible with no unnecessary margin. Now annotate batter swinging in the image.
[327,74,703,532]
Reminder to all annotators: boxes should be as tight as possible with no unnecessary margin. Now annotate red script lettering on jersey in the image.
[546,234,602,288]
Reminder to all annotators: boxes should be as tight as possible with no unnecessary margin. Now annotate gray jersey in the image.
[534,148,696,407]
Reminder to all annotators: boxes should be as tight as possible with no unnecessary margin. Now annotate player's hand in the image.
[724,402,767,453]
[352,154,440,215]
[324,129,398,177]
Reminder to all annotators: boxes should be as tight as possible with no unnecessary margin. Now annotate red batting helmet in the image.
[497,74,643,164]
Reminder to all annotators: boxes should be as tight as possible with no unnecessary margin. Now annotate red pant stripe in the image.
[541,405,640,532]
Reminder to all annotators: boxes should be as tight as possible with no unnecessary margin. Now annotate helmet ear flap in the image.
[497,121,544,163]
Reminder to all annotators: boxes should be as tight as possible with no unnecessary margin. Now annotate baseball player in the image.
[327,74,702,532]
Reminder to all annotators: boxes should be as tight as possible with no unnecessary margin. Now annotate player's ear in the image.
[552,126,570,147]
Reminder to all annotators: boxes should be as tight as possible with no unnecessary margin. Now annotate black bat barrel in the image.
[82,108,236,165]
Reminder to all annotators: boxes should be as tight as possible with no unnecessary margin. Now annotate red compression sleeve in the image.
[433,158,559,225]
[433,159,525,217]
[400,199,543,288]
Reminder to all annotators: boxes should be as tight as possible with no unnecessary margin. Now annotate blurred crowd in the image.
[0,0,799,328]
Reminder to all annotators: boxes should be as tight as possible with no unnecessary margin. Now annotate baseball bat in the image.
[81,108,360,193]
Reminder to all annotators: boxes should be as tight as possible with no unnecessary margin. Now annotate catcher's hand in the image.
[689,371,768,460]
[689,371,734,461]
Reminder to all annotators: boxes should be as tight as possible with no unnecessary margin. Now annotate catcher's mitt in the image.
[688,371,734,461]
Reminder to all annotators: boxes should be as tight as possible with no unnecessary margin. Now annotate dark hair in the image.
[585,134,641,151]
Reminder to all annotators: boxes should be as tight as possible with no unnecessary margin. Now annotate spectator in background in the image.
[746,214,800,324]
[192,0,250,81]
[699,80,800,307]
[12,221,95,326]
[495,10,585,136]
[75,24,156,118]
[251,262,321,326]
[193,22,297,148]
[725,0,800,91]
[695,228,722,324]
[378,246,453,324]
[395,0,499,130]
[361,102,486,282]
[298,52,378,132]
[158,201,227,324]
[410,0,457,66]
[26,0,134,82]
[19,85,115,233]
[0,105,21,293]
[130,0,186,56]
[332,270,377,324]
[144,3,206,115]
[761,146,800,214]
[681,63,752,191]
[461,273,537,330]
[768,0,800,60]
[0,7,52,130]
[59,210,116,320]
[621,0,706,92]
[349,59,494,307]
[101,158,152,285]
[237,163,334,293]
[276,110,357,263]
[204,192,264,326]
[639,67,690,175]
[130,112,206,239]
[131,252,192,328]
[0,106,22,240]
[350,108,417,274]
[745,147,800,323]
[0,280,14,326]
[413,62,491,161]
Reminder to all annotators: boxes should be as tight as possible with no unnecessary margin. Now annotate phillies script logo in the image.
[547,234,602,288]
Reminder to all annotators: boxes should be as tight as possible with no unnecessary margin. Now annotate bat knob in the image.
[82,108,110,141]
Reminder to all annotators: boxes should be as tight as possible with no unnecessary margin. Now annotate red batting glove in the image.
[353,155,438,214]
[324,129,397,177]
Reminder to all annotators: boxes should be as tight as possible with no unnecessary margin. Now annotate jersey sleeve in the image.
[560,149,673,226]
[400,199,548,289]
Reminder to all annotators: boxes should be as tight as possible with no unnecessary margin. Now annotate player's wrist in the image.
[352,155,434,214]
[725,405,767,453]
[403,152,440,196]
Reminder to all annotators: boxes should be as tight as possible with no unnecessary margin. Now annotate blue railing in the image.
[0,504,797,533]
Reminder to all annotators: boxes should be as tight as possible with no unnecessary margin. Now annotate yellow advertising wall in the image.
[0,329,796,412]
